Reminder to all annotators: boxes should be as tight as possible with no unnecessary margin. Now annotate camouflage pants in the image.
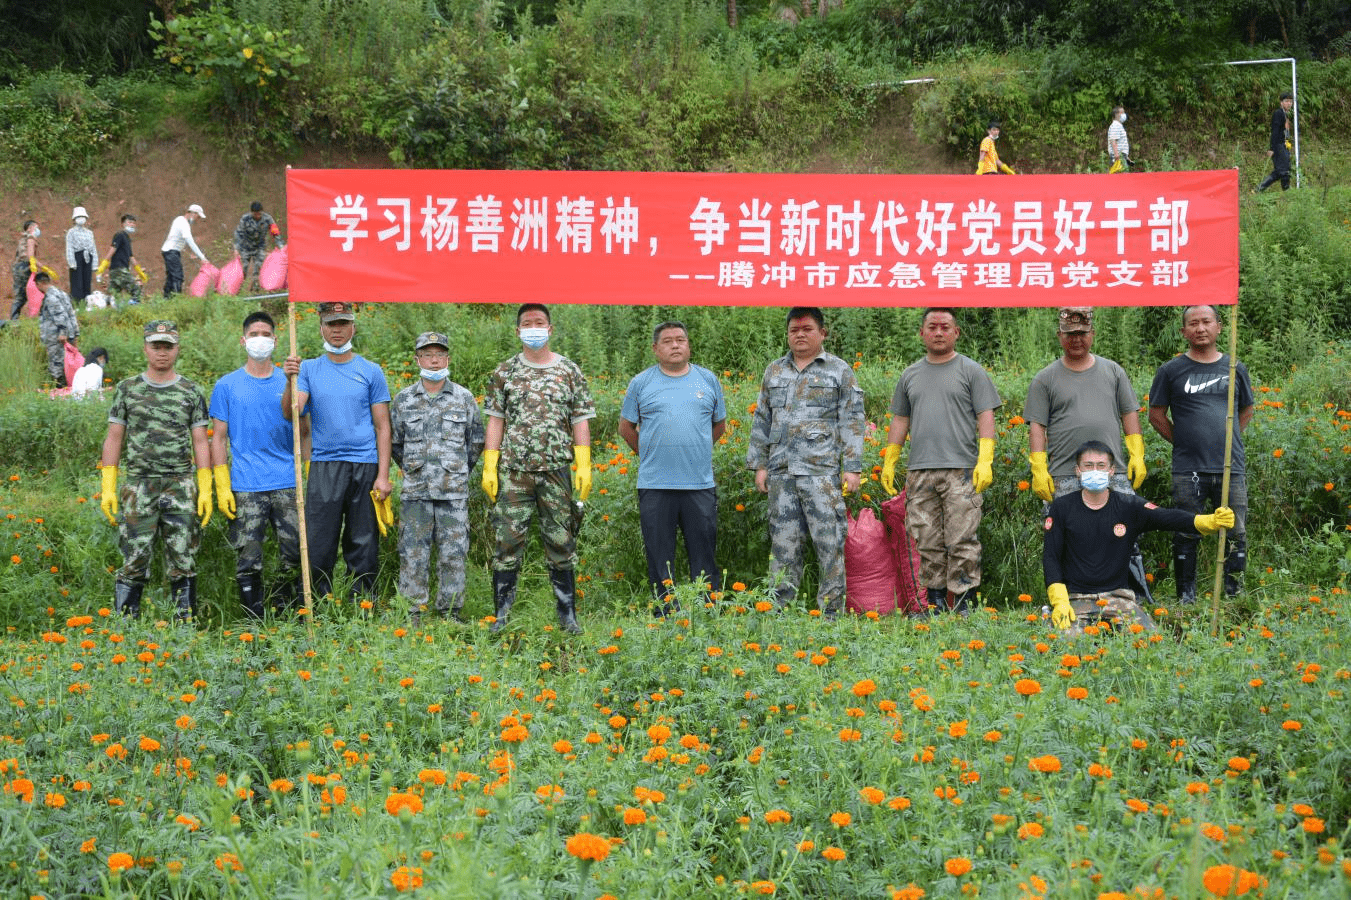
[240,249,267,289]
[11,258,30,318]
[766,473,847,611]
[906,468,983,594]
[44,340,64,382]
[229,488,300,577]
[108,267,141,304]
[492,467,575,572]
[117,474,200,582]
[398,497,469,613]
[1065,587,1156,636]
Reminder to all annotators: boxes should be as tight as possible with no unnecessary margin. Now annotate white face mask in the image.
[1119,113,1127,123]
[125,226,136,234]
[74,217,87,226]
[30,227,40,238]
[1080,470,1111,492]
[519,327,550,349]
[244,336,276,361]
[419,367,449,382]
[323,340,353,354]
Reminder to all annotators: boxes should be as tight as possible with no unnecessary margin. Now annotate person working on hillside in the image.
[1148,304,1254,603]
[233,201,283,293]
[881,308,1001,615]
[65,206,98,304]
[747,307,865,620]
[99,320,213,621]
[482,303,594,634]
[10,219,53,322]
[161,204,209,297]
[1043,440,1233,635]
[70,346,109,399]
[976,121,1015,175]
[98,215,146,306]
[1256,91,1294,192]
[1108,106,1130,173]
[34,271,78,389]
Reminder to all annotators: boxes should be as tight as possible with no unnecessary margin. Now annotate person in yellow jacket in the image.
[976,121,1016,174]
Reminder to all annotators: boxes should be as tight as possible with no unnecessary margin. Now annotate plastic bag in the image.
[24,273,42,316]
[880,492,927,615]
[216,257,244,295]
[844,507,899,617]
[63,342,85,386]
[259,245,288,292]
[85,290,111,310]
[188,262,220,298]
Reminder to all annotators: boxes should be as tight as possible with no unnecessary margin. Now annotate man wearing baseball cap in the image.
[282,302,392,604]
[1024,307,1153,602]
[99,320,214,621]
[160,203,210,298]
[390,331,485,623]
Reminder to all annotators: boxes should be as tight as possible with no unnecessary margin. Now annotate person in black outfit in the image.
[1256,92,1294,192]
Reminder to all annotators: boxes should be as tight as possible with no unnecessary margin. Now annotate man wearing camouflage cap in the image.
[1024,307,1153,602]
[391,331,485,623]
[282,302,392,603]
[99,320,214,620]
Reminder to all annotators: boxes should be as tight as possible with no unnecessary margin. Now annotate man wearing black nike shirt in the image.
[1043,441,1233,634]
[1148,305,1254,603]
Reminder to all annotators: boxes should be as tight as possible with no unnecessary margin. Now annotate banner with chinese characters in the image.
[286,169,1237,307]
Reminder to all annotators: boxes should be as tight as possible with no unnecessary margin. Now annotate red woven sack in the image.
[880,492,926,614]
[24,273,42,316]
[63,342,85,385]
[188,262,219,298]
[259,246,288,291]
[845,507,899,616]
[216,257,244,295]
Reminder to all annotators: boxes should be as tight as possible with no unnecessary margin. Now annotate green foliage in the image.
[0,71,133,178]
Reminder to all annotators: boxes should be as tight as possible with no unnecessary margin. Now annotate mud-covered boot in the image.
[550,567,582,634]
[949,589,974,616]
[926,587,946,615]
[171,576,197,623]
[114,580,144,618]
[490,570,518,633]
[237,572,265,618]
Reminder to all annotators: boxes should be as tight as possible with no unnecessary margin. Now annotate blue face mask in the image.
[419,367,449,382]
[519,327,549,350]
[1080,470,1111,492]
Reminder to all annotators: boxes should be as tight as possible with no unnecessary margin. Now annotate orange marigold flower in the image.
[750,881,776,895]
[821,846,846,862]
[1125,798,1149,813]
[944,857,973,877]
[1302,816,1325,833]
[384,791,423,817]
[623,807,648,825]
[1281,719,1302,731]
[829,811,852,827]
[1017,822,1045,839]
[269,778,294,793]
[1028,754,1062,773]
[1066,686,1088,700]
[1014,678,1042,696]
[851,678,877,697]
[1227,756,1251,771]
[1201,864,1267,896]
[138,736,161,753]
[764,809,792,824]
[108,852,135,872]
[565,832,611,862]
[893,885,926,900]
[859,786,885,805]
[390,866,424,892]
[553,740,574,754]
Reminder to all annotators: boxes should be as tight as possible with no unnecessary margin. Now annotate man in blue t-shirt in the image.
[619,321,727,615]
[210,311,310,617]
[283,302,392,602]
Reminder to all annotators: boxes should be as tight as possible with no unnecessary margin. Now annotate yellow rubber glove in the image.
[880,443,903,496]
[1109,158,1124,174]
[481,449,500,502]
[99,465,118,526]
[1194,507,1235,535]
[572,445,592,501]
[1124,433,1146,488]
[972,438,995,493]
[95,259,109,276]
[134,265,148,283]
[28,256,38,273]
[370,490,393,537]
[195,468,213,527]
[1285,139,1292,150]
[41,265,57,279]
[303,460,310,481]
[1048,582,1075,630]
[1029,452,1054,501]
[213,464,236,520]
[1000,163,1016,175]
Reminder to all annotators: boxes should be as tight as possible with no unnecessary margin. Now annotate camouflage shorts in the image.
[906,467,983,593]
[492,467,576,572]
[228,488,300,577]
[117,474,200,582]
[398,497,469,612]
[108,267,141,304]
[1066,588,1156,635]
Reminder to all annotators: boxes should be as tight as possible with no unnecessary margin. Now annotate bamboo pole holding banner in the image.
[1209,307,1240,637]
[287,302,314,618]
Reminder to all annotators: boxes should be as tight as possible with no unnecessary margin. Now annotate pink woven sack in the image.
[259,246,288,292]
[845,507,899,617]
[24,273,42,315]
[880,492,927,615]
[63,342,85,385]
[216,257,244,295]
[189,262,220,297]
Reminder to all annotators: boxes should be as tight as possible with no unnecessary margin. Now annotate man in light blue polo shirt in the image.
[619,321,727,616]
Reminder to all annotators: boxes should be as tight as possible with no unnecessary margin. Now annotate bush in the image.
[0,71,128,177]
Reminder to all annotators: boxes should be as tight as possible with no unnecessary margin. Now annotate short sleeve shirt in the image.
[890,354,1001,470]
[1024,356,1139,478]
[484,353,595,472]
[296,354,391,464]
[1148,354,1253,475]
[110,231,132,269]
[109,374,209,477]
[210,366,297,492]
[621,364,726,490]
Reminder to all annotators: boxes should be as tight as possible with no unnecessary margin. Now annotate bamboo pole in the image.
[288,302,313,617]
[1210,307,1240,637]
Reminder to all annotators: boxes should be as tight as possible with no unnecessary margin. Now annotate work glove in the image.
[134,265,148,283]
[99,465,119,526]
[28,256,38,273]
[1124,433,1147,488]
[481,449,500,502]
[95,260,109,277]
[195,468,213,527]
[881,443,903,496]
[370,490,394,537]
[1285,139,1292,150]
[213,464,236,520]
[1029,451,1054,502]
[1000,163,1016,175]
[572,445,592,501]
[1047,582,1075,630]
[1194,507,1235,535]
[1109,158,1124,174]
[972,437,995,493]
[41,265,57,279]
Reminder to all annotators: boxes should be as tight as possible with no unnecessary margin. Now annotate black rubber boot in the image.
[1224,538,1246,596]
[272,576,300,616]
[820,595,844,621]
[1174,548,1198,604]
[1127,541,1154,604]
[949,589,974,616]
[490,569,518,633]
[772,582,796,610]
[237,572,265,618]
[926,587,946,614]
[171,576,197,622]
[113,580,144,618]
[549,567,582,634]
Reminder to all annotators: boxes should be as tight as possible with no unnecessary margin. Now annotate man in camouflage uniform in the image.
[98,215,146,306]
[233,202,282,292]
[880,308,1001,614]
[11,219,50,322]
[391,332,485,622]
[99,320,214,620]
[482,303,594,634]
[747,307,865,618]
[209,311,309,618]
[35,272,78,387]
[1043,440,1233,636]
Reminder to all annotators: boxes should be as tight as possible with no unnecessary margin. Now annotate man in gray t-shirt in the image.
[882,308,1001,614]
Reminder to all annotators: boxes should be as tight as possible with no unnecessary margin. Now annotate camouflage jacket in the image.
[108,374,210,477]
[746,351,865,476]
[485,353,595,472]
[39,287,78,343]
[391,380,486,500]
[234,213,278,253]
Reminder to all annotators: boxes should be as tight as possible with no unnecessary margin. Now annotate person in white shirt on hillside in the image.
[160,204,210,298]
[1108,106,1131,173]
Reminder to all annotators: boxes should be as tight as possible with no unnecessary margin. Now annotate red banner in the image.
[286,169,1237,307]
